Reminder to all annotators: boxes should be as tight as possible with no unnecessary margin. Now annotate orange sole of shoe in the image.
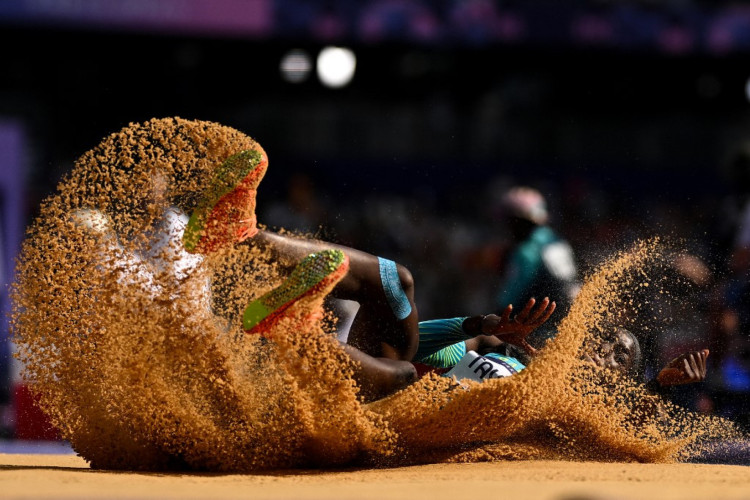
[189,150,268,254]
[246,256,350,336]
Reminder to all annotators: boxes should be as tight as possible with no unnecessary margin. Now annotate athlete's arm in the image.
[464,297,556,356]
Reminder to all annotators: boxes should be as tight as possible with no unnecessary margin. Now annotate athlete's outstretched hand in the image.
[656,349,709,387]
[482,297,556,356]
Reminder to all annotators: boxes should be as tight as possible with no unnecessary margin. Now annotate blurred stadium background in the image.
[1,0,750,446]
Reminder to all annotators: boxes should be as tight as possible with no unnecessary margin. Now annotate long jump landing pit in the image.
[10,118,750,493]
[2,454,750,500]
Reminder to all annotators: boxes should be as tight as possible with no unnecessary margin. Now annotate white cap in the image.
[501,186,548,225]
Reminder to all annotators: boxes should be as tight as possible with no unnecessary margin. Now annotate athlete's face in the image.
[582,329,637,374]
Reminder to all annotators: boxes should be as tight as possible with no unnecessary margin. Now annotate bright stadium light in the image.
[316,46,356,88]
[280,49,312,83]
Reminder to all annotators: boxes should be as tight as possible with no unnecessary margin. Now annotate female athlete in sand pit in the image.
[181,147,560,401]
[72,134,556,403]
[412,312,709,394]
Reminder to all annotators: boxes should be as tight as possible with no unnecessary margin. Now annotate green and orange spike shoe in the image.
[243,249,349,335]
[183,147,268,254]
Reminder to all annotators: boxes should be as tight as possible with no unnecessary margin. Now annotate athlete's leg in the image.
[183,147,419,375]
[183,147,269,254]
[251,230,419,361]
[242,248,349,334]
[240,242,419,401]
[341,344,418,403]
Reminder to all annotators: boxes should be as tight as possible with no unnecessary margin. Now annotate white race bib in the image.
[443,351,518,384]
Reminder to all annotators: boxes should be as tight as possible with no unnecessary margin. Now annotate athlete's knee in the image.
[391,361,418,389]
[353,357,418,402]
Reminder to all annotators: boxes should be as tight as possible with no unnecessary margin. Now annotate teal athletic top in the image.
[415,317,525,373]
[495,225,578,323]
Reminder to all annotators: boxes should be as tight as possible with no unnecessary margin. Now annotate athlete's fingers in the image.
[528,297,550,321]
[546,300,557,318]
[689,353,701,380]
[516,298,536,322]
[682,356,695,380]
[501,304,513,323]
[691,353,706,380]
[692,353,704,378]
[694,352,704,376]
[531,299,556,325]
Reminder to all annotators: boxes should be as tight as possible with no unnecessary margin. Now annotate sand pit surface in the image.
[2,453,749,500]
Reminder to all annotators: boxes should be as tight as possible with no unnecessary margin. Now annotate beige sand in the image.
[2,453,749,500]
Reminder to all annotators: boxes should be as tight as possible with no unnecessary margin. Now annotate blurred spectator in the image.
[493,186,581,344]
